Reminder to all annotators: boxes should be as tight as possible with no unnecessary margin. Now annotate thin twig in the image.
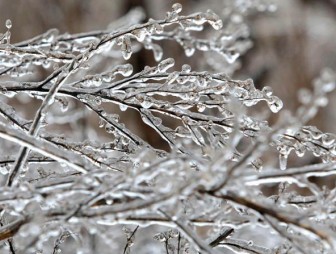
[209,228,234,247]
[123,225,139,254]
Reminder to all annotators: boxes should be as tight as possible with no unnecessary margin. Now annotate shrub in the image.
[0,2,335,254]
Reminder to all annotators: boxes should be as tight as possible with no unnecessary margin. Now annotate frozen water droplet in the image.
[184,45,195,57]
[197,104,206,112]
[262,86,273,96]
[105,124,115,134]
[206,10,223,30]
[168,229,179,238]
[119,104,128,111]
[53,63,59,71]
[95,97,102,105]
[209,19,223,30]
[172,3,182,13]
[166,71,179,84]
[99,118,105,128]
[251,158,263,171]
[181,64,191,73]
[196,41,210,51]
[302,126,322,139]
[0,166,9,175]
[193,13,207,25]
[224,50,240,64]
[268,96,283,113]
[268,4,278,12]
[5,19,12,29]
[121,36,132,60]
[152,116,162,126]
[136,95,152,108]
[298,88,312,104]
[315,96,328,107]
[158,58,175,72]
[132,28,147,42]
[152,22,163,34]
[117,64,133,77]
[322,133,335,146]
[152,43,163,61]
[166,11,178,22]
[279,153,288,170]
[294,142,306,157]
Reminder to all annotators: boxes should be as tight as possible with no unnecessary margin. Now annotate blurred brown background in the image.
[1,0,335,139]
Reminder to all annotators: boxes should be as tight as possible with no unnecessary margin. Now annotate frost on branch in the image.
[0,2,335,254]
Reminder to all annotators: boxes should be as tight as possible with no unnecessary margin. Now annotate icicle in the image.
[279,153,288,170]
[322,133,335,147]
[121,35,132,60]
[152,43,163,61]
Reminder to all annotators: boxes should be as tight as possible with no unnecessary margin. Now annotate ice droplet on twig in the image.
[158,58,175,72]
[223,50,240,64]
[268,96,283,113]
[121,36,132,60]
[5,19,12,29]
[172,3,182,14]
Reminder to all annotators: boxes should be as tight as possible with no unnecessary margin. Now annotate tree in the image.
[0,2,335,254]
